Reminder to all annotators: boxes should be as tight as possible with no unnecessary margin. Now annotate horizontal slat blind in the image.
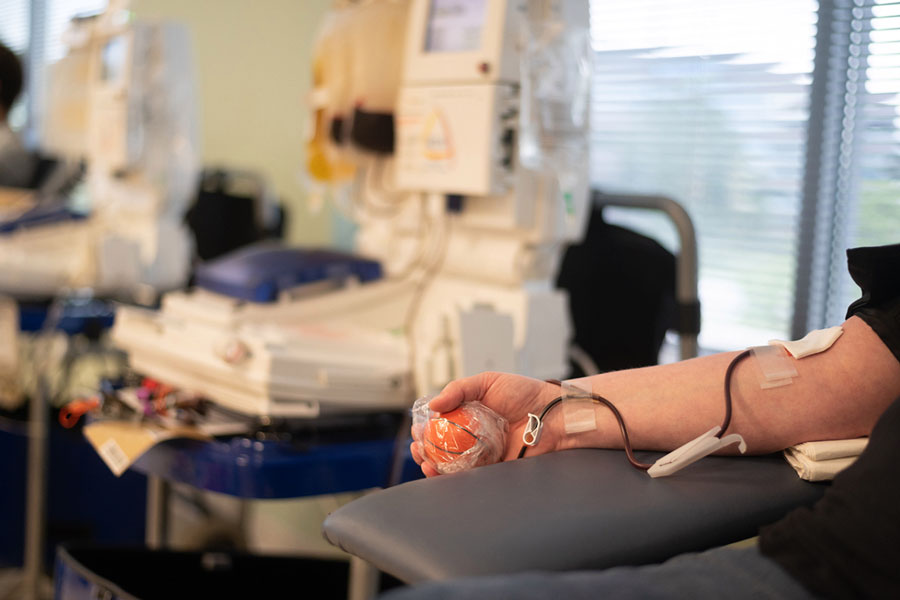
[589,0,818,350]
[820,0,900,325]
[0,0,29,51]
[45,0,106,62]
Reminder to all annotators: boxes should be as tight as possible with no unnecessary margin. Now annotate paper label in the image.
[85,419,212,477]
[98,438,131,476]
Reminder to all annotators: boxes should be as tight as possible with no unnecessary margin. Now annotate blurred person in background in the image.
[0,39,35,188]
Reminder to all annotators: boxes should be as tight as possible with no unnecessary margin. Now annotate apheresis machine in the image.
[112,0,592,418]
[0,0,198,299]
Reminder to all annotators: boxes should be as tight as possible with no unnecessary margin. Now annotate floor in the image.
[0,568,53,600]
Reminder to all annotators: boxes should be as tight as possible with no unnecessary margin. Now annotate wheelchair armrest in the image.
[323,448,825,583]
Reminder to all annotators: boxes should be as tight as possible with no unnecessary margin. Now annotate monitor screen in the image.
[425,0,486,53]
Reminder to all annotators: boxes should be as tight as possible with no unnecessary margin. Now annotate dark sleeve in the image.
[759,395,900,599]
[845,243,900,363]
[759,243,900,599]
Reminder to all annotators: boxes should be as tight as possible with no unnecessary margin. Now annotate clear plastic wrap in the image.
[411,396,508,474]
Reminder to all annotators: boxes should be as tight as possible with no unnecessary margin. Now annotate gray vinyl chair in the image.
[322,448,825,584]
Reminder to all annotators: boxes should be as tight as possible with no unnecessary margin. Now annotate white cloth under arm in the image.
[783,449,859,482]
[790,438,868,461]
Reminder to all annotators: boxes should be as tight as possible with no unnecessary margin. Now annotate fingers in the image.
[414,372,502,477]
[410,441,422,465]
[410,441,442,478]
[429,373,493,413]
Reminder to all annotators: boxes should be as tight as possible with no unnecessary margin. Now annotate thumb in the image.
[429,373,493,413]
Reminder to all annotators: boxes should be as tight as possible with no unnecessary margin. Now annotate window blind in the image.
[45,0,106,62]
[589,0,818,350]
[0,0,29,52]
[797,0,900,334]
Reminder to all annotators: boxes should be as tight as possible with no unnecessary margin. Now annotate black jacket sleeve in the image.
[759,243,900,599]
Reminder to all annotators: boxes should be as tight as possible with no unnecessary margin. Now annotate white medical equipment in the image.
[111,0,592,418]
[0,0,198,299]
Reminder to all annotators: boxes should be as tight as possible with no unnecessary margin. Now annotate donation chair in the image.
[322,192,826,586]
[322,448,825,583]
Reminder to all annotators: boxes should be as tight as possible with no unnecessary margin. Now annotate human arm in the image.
[412,315,900,476]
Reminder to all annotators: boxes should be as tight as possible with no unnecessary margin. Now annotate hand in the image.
[410,371,565,477]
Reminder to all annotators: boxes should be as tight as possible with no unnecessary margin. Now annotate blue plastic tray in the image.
[131,428,422,499]
[0,204,86,234]
[17,299,116,334]
[194,243,382,303]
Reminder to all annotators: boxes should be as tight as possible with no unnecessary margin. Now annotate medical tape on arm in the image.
[751,325,844,389]
[750,345,798,389]
[769,325,843,358]
[561,380,598,434]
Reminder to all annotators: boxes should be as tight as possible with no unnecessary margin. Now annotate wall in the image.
[132,0,334,245]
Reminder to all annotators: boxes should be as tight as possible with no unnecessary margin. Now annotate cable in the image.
[590,392,654,470]
[403,198,450,384]
[516,388,653,470]
[354,158,406,218]
[720,349,752,435]
[391,194,439,281]
[518,350,753,471]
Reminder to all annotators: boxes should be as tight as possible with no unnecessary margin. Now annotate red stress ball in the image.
[422,407,481,466]
[412,398,508,474]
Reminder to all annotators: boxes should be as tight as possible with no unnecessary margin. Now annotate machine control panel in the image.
[395,83,518,196]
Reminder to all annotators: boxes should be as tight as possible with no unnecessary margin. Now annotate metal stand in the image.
[22,298,66,600]
[343,479,389,600]
[22,365,48,600]
[145,476,170,549]
[348,556,380,600]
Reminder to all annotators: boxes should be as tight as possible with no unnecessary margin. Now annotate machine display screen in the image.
[101,36,127,83]
[425,0,486,53]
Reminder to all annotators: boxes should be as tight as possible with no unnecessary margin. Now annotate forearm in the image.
[558,316,900,454]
